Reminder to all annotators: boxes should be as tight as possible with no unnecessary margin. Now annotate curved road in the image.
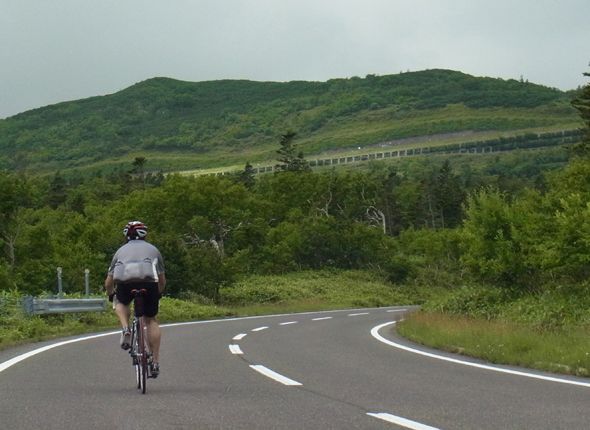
[1,307,589,429]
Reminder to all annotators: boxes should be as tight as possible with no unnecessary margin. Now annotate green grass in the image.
[297,104,580,155]
[0,270,416,351]
[397,312,590,376]
[220,270,414,311]
[0,294,229,350]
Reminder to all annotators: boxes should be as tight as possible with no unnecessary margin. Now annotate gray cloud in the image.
[1,0,589,119]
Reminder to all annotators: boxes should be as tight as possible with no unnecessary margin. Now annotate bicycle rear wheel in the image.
[132,320,141,389]
[136,316,148,394]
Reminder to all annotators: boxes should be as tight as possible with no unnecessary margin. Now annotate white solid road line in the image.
[229,344,243,355]
[233,333,247,340]
[0,331,117,374]
[279,321,298,325]
[250,365,302,386]
[252,326,268,332]
[371,321,590,388]
[311,316,333,321]
[367,413,441,430]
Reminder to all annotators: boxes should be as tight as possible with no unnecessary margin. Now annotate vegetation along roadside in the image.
[397,65,590,376]
[1,66,590,377]
[0,270,419,351]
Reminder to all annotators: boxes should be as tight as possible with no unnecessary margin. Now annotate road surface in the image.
[1,307,589,429]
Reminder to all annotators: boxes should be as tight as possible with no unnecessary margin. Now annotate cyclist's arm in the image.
[158,273,166,293]
[105,274,115,296]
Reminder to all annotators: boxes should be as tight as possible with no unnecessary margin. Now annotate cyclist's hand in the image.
[108,293,115,302]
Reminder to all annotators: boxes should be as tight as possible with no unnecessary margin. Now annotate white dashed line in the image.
[387,309,408,313]
[348,312,370,316]
[312,317,333,321]
[233,333,247,340]
[250,365,302,386]
[229,344,243,355]
[279,321,298,325]
[0,308,402,376]
[367,413,440,429]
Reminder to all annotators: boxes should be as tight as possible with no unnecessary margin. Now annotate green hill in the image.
[0,69,581,174]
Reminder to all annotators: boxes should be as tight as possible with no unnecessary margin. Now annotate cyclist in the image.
[105,221,166,378]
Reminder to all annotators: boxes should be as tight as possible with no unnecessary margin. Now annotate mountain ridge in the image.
[0,69,580,174]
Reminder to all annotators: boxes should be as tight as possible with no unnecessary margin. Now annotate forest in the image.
[0,141,584,305]
[0,69,580,174]
[0,67,589,347]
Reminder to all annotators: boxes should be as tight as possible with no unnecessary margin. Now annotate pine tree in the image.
[276,131,310,172]
[239,162,255,188]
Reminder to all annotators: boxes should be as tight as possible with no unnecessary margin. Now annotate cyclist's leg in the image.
[115,284,134,328]
[116,302,133,349]
[143,282,162,363]
[145,317,161,362]
[115,301,132,327]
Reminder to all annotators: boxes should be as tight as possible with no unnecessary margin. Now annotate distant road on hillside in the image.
[318,130,500,156]
[184,128,577,176]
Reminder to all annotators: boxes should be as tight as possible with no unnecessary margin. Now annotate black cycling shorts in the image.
[116,282,161,318]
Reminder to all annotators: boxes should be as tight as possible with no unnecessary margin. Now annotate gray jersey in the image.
[108,239,165,283]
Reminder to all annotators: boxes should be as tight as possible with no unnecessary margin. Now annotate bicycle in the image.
[129,289,153,394]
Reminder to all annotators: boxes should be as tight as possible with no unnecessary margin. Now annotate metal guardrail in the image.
[22,297,107,316]
[195,130,582,177]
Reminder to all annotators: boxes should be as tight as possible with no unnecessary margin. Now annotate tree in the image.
[131,156,147,174]
[461,187,550,291]
[46,171,68,209]
[130,157,148,189]
[415,161,466,230]
[570,65,590,156]
[432,160,465,228]
[0,172,30,272]
[236,162,255,188]
[275,131,310,173]
[119,174,260,298]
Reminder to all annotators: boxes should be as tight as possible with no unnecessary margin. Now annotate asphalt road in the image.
[1,307,590,429]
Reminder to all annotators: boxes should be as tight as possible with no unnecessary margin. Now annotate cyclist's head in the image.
[123,221,148,240]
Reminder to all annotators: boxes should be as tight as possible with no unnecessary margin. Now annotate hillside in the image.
[0,69,581,174]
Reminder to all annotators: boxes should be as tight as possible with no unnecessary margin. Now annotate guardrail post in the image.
[85,269,90,298]
[57,267,63,299]
[22,296,34,315]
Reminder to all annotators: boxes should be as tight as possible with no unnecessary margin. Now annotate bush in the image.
[383,254,418,284]
[157,297,228,323]
[220,270,413,308]
[423,284,515,320]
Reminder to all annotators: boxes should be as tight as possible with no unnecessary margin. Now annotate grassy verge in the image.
[397,311,590,376]
[0,270,417,351]
[220,270,412,307]
[0,295,230,350]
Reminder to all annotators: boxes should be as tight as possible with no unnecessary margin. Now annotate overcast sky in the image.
[1,0,589,119]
